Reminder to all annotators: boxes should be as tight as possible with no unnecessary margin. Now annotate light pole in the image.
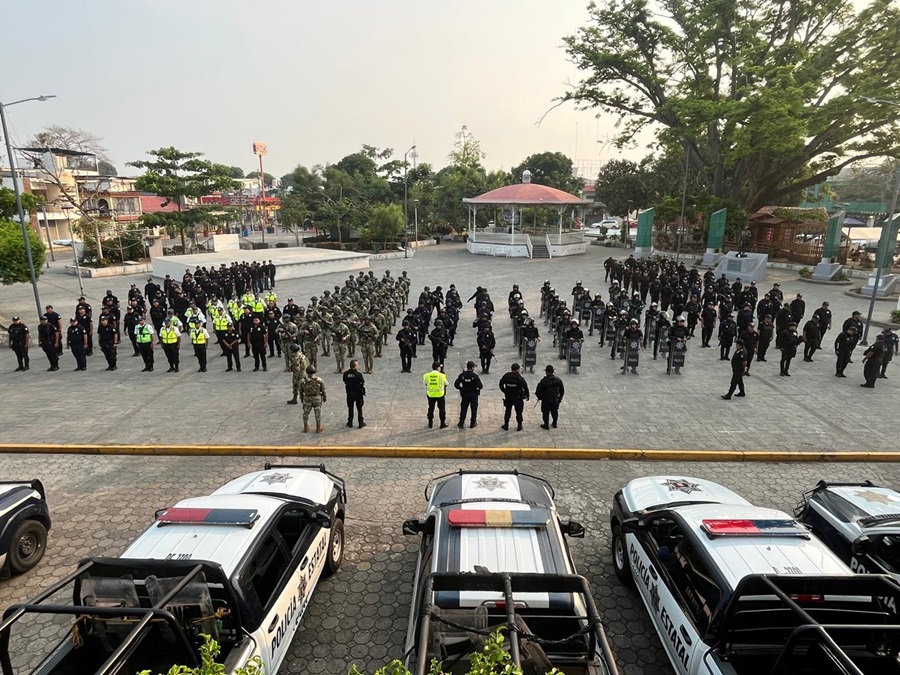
[403,144,416,257]
[61,203,84,297]
[860,97,900,345]
[1,94,56,319]
[413,199,419,250]
[676,143,690,264]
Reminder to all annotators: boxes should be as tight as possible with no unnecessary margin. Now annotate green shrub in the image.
[798,267,812,278]
[891,310,900,324]
[137,634,262,675]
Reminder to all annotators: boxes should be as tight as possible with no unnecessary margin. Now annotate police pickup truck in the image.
[0,464,345,675]
[402,470,618,675]
[796,481,900,589]
[0,480,50,577]
[611,475,900,675]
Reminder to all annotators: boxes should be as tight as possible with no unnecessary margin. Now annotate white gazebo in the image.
[462,171,592,258]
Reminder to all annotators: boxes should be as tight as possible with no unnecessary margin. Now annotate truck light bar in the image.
[156,508,259,528]
[701,519,808,538]
[447,509,548,528]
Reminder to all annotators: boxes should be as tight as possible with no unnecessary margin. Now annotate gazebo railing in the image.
[547,232,586,246]
[469,232,530,245]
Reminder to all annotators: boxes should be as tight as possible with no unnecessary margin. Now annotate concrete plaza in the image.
[0,242,897,453]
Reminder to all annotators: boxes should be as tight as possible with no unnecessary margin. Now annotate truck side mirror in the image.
[853,535,871,555]
[312,511,333,528]
[621,518,645,534]
[562,520,585,538]
[403,518,423,536]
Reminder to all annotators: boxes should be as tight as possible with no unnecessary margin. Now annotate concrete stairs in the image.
[530,240,550,259]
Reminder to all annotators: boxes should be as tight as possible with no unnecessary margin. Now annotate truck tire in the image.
[324,518,344,576]
[611,525,633,586]
[9,519,47,574]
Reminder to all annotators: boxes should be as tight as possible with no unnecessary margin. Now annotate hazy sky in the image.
[2,1,640,179]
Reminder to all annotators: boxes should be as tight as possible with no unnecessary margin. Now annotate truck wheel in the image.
[324,518,344,576]
[9,520,47,574]
[611,525,633,586]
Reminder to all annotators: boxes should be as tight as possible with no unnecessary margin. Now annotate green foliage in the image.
[246,171,275,188]
[830,161,896,204]
[0,188,40,219]
[510,152,583,195]
[448,125,486,171]
[228,166,246,179]
[140,208,226,242]
[367,204,405,243]
[594,160,652,216]
[799,266,813,279]
[98,159,118,176]
[891,309,900,324]
[561,0,900,209]
[0,218,46,284]
[136,634,262,675]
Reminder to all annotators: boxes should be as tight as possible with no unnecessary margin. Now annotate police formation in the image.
[532,254,898,396]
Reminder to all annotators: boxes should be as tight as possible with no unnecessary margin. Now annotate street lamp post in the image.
[0,95,56,319]
[859,96,900,345]
[676,143,690,265]
[403,144,416,258]
[61,203,84,297]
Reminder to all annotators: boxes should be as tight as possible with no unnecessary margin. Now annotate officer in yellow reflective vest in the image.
[189,318,211,372]
[134,316,155,372]
[213,312,231,352]
[159,318,182,372]
[251,297,265,321]
[423,361,449,428]
[241,291,255,308]
[264,290,277,305]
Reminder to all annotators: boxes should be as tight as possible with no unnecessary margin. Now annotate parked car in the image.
[0,464,346,675]
[0,479,50,577]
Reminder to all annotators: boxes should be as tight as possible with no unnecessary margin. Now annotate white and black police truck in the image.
[0,464,345,675]
[402,470,618,675]
[0,479,50,577]
[796,481,900,592]
[611,475,900,675]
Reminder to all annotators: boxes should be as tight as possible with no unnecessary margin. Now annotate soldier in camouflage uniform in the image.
[358,316,378,374]
[372,311,387,358]
[346,312,359,357]
[276,315,300,372]
[332,318,350,373]
[300,315,320,369]
[299,364,327,433]
[319,308,333,357]
[285,344,309,405]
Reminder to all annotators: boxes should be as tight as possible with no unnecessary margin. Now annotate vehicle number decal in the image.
[165,553,193,561]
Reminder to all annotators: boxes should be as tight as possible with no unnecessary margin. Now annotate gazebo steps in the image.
[531,241,551,259]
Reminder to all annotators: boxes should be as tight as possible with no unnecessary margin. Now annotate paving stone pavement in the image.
[0,243,896,453]
[1,453,900,674]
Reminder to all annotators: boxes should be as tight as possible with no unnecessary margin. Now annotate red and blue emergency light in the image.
[447,509,548,528]
[701,519,808,538]
[156,508,259,528]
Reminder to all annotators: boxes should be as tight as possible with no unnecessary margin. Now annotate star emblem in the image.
[473,476,507,492]
[663,478,702,494]
[259,472,291,485]
[650,582,660,613]
[855,489,900,505]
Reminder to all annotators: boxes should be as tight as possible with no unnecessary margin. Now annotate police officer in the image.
[813,301,833,347]
[667,315,689,375]
[802,316,821,362]
[499,363,529,431]
[190,317,210,372]
[861,335,887,389]
[134,316,155,372]
[776,322,802,376]
[37,314,60,371]
[286,344,308,403]
[159,318,182,372]
[97,315,119,371]
[535,364,564,429]
[834,325,855,378]
[880,328,898,378]
[454,361,483,429]
[722,338,748,399]
[221,323,242,372]
[248,316,268,372]
[299,364,327,433]
[7,317,30,371]
[342,359,366,428]
[477,324,496,374]
[396,321,417,373]
[757,315,774,362]
[718,312,737,360]
[423,361,448,429]
[67,317,88,371]
[429,320,450,367]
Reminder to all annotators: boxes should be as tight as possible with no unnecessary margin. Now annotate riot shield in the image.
[567,339,582,373]
[604,318,616,347]
[524,338,537,371]
[645,315,658,348]
[617,327,627,357]
[558,329,568,359]
[671,338,687,370]
[656,325,670,360]
[591,307,604,336]
[624,337,640,372]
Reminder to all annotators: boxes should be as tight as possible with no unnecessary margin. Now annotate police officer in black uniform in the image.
[776,322,802,376]
[454,361,483,429]
[97,315,119,371]
[834,325,856,378]
[343,359,366,428]
[861,335,887,388]
[722,338,748,399]
[37,314,60,371]
[7,317,30,371]
[67,317,88,371]
[880,328,898,378]
[535,364,565,429]
[477,324,496,374]
[499,363,530,431]
[396,321,417,373]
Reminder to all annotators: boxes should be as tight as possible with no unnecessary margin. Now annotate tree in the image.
[128,147,237,250]
[97,159,118,176]
[510,152,583,194]
[28,125,110,172]
[228,166,245,179]
[594,159,653,217]
[0,187,39,220]
[367,203,404,245]
[246,171,275,188]
[561,0,900,209]
[278,193,311,246]
[0,218,46,285]
[448,125,486,170]
[829,160,897,204]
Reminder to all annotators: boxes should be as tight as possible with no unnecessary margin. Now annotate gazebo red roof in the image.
[463,183,590,206]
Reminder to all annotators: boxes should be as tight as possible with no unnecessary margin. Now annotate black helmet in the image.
[290,343,301,352]
[306,364,316,374]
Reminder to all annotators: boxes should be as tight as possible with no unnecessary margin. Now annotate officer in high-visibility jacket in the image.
[159,318,182,372]
[423,361,449,429]
[189,317,211,372]
[213,312,231,353]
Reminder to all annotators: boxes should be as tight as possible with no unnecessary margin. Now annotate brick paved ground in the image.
[0,454,899,674]
[0,243,896,453]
